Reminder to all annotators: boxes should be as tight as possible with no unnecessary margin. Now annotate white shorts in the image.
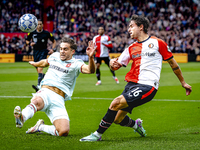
[32,88,69,123]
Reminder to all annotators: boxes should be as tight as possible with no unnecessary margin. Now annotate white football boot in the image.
[14,106,24,128]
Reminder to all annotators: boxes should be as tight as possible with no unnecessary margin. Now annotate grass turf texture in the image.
[0,62,199,150]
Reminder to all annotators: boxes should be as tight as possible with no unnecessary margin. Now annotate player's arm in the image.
[102,42,113,49]
[48,33,57,54]
[102,37,113,49]
[29,59,49,68]
[26,40,35,47]
[81,41,96,74]
[110,47,130,71]
[167,58,192,95]
[49,39,57,54]
[82,56,95,74]
[26,33,35,46]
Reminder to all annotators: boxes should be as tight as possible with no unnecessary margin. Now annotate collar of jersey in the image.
[36,29,43,33]
[64,57,75,63]
[137,36,151,43]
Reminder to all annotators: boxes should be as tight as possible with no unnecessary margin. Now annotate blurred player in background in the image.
[80,15,192,141]
[93,26,119,85]
[26,20,56,92]
[14,37,96,136]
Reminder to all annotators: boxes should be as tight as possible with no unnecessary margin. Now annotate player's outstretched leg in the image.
[134,118,146,137]
[26,119,44,134]
[14,106,24,128]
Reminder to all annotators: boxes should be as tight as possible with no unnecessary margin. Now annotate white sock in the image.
[22,103,37,122]
[39,124,59,136]
[93,131,102,138]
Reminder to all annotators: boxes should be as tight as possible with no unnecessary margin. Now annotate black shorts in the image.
[121,82,157,114]
[33,49,49,62]
[96,57,110,65]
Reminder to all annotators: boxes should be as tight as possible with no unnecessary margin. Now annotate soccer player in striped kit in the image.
[93,26,119,85]
[80,15,192,141]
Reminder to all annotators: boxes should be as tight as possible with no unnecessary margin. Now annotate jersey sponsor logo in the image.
[132,52,156,58]
[128,87,142,97]
[49,64,69,73]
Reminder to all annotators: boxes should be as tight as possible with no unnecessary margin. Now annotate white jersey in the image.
[118,36,173,89]
[93,34,113,57]
[40,52,85,100]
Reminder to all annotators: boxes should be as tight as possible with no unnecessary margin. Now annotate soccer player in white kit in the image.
[14,37,96,136]
[80,15,192,141]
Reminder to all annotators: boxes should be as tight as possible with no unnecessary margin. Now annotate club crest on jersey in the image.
[66,63,71,67]
[148,43,154,48]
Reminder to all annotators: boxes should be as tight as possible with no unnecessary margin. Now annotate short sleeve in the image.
[107,36,112,44]
[26,32,33,41]
[47,52,59,64]
[158,39,173,61]
[117,48,131,67]
[48,32,55,42]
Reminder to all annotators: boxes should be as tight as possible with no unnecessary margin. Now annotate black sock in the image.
[97,109,118,134]
[119,115,135,127]
[38,73,43,85]
[110,69,115,77]
[96,68,100,80]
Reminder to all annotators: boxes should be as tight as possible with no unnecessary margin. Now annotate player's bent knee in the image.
[57,128,70,136]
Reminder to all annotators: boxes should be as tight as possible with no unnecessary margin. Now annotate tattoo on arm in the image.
[172,66,180,71]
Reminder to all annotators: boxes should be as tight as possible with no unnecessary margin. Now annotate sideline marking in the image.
[0,96,199,102]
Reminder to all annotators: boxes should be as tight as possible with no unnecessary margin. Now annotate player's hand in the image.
[29,61,36,67]
[86,41,96,57]
[110,58,122,68]
[110,58,122,71]
[182,83,192,96]
[48,49,54,54]
[30,42,35,46]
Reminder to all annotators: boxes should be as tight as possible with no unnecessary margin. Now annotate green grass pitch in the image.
[0,62,199,150]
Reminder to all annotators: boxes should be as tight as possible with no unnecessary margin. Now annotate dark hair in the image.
[130,15,150,34]
[37,19,43,23]
[61,37,77,50]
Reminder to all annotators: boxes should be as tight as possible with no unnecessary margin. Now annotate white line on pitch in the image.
[0,96,199,102]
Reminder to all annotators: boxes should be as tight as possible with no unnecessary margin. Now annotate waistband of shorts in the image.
[42,85,65,98]
[137,80,159,89]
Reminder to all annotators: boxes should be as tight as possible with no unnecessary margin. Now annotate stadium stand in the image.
[0,0,200,55]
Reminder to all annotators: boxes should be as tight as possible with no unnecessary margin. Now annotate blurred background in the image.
[0,0,200,62]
